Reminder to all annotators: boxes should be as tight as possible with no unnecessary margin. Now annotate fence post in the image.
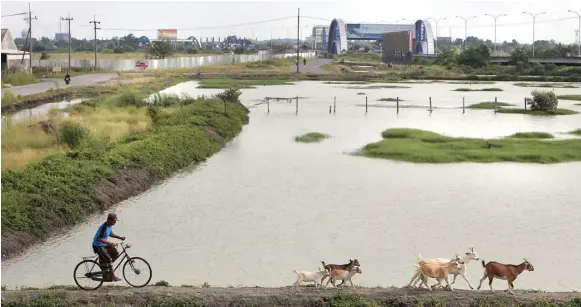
[494,97,498,113]
[333,96,336,114]
[329,106,332,114]
[524,97,527,110]
[267,98,270,114]
[397,97,399,114]
[296,96,298,115]
[429,97,432,113]
[365,96,368,113]
[463,97,465,114]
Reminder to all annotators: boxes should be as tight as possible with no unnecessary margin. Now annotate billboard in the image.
[346,24,414,40]
[157,29,177,40]
[381,31,413,53]
[55,33,69,41]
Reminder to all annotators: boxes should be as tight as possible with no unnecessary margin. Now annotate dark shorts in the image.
[92,245,119,271]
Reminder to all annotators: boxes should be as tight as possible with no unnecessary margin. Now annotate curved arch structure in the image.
[187,36,202,49]
[414,19,435,55]
[327,18,347,55]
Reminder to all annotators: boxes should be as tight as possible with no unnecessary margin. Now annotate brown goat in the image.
[320,259,360,284]
[477,258,534,295]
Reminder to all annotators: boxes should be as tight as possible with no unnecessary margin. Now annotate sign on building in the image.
[157,29,178,40]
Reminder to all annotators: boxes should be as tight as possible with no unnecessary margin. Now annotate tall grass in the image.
[359,128,581,164]
[3,73,38,86]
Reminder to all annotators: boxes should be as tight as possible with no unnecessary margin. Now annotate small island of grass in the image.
[357,92,366,95]
[378,98,404,102]
[557,95,581,101]
[357,128,581,164]
[294,132,330,143]
[496,108,578,115]
[198,78,293,89]
[509,132,554,139]
[453,88,503,92]
[570,129,581,136]
[468,101,514,109]
[514,83,578,88]
[346,85,411,89]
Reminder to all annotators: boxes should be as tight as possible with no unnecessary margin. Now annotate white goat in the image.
[324,266,362,290]
[293,268,330,291]
[417,257,464,291]
[408,247,480,289]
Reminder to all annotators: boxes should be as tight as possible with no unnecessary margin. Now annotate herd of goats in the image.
[293,247,535,295]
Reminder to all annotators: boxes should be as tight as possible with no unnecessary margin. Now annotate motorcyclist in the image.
[64,72,71,84]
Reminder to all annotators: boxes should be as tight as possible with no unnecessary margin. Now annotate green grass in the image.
[378,98,404,102]
[453,87,504,92]
[2,73,38,86]
[557,95,581,101]
[294,132,330,143]
[468,102,514,109]
[1,87,249,259]
[357,92,366,95]
[509,132,554,139]
[514,83,578,88]
[357,128,581,164]
[570,129,581,136]
[496,108,578,115]
[197,78,293,89]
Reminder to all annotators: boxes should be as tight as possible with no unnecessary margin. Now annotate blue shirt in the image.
[92,222,112,247]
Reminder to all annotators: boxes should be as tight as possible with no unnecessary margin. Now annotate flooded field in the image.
[2,80,580,291]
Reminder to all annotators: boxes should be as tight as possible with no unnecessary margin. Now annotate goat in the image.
[320,259,360,284]
[417,256,464,291]
[477,258,535,295]
[292,268,330,291]
[409,247,480,289]
[324,266,362,290]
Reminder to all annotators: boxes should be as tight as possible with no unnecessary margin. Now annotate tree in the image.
[148,39,174,59]
[528,90,558,111]
[456,44,491,68]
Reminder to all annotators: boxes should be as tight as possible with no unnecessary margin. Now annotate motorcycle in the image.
[64,74,71,85]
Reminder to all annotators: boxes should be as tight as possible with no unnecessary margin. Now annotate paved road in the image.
[300,58,332,74]
[1,73,118,96]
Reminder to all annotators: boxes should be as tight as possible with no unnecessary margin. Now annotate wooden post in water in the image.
[267,98,270,114]
[295,96,298,115]
[365,96,368,113]
[333,96,336,114]
[494,97,498,113]
[524,97,527,110]
[462,97,465,114]
[396,97,399,114]
[429,97,432,113]
[329,106,332,114]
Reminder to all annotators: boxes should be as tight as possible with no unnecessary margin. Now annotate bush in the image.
[40,52,50,60]
[529,90,558,111]
[58,121,90,149]
[215,87,242,104]
[2,91,17,104]
[118,89,146,107]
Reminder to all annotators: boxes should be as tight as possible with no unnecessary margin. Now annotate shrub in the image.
[118,89,146,107]
[529,90,558,111]
[215,87,242,104]
[58,121,90,149]
[40,52,50,60]
[2,91,17,104]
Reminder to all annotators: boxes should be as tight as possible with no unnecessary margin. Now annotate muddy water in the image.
[2,81,581,291]
[6,98,85,123]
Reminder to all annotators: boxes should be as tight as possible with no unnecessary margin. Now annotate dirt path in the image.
[301,58,332,74]
[1,73,118,96]
[2,286,579,307]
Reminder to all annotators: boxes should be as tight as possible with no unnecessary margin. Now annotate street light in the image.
[484,14,507,55]
[569,10,581,57]
[455,15,477,50]
[523,11,546,57]
[428,17,447,56]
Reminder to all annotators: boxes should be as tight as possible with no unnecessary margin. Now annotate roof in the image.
[1,29,7,41]
[1,49,29,55]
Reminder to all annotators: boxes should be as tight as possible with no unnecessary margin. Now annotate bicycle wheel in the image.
[122,256,152,288]
[73,259,104,290]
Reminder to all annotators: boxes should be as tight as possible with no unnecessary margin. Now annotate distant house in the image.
[2,28,30,78]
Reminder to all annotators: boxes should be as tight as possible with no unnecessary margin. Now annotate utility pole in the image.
[90,15,101,70]
[569,10,581,57]
[484,14,507,55]
[62,15,74,72]
[427,17,447,56]
[24,3,37,74]
[455,15,476,50]
[296,8,300,73]
[522,11,545,58]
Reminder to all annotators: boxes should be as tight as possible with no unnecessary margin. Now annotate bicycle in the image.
[73,242,152,290]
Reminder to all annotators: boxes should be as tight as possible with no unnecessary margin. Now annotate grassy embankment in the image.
[513,82,579,88]
[294,132,330,143]
[2,286,580,307]
[1,86,250,260]
[1,72,38,87]
[357,128,581,164]
[466,101,578,115]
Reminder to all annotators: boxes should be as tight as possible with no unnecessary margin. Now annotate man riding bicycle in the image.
[92,213,126,282]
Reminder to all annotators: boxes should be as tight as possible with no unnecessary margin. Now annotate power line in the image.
[1,12,27,18]
[99,16,295,32]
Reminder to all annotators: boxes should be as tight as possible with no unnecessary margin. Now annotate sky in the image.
[1,0,580,44]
